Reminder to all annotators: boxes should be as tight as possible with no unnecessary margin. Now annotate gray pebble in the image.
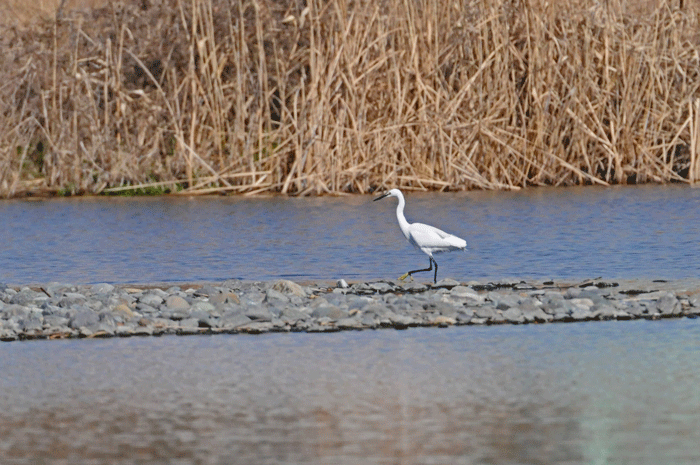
[494,294,520,310]
[10,289,46,306]
[564,287,581,299]
[456,311,473,324]
[43,314,70,328]
[335,316,363,329]
[369,282,393,293]
[524,307,552,323]
[390,313,418,327]
[191,301,216,313]
[179,318,200,328]
[570,309,592,321]
[239,321,274,334]
[272,280,307,297]
[91,283,115,295]
[475,306,497,319]
[139,293,164,307]
[502,308,523,323]
[280,308,308,323]
[131,326,153,336]
[245,306,273,322]
[220,313,252,329]
[435,278,460,288]
[136,303,159,314]
[401,282,429,293]
[689,294,700,307]
[311,305,348,320]
[265,288,289,303]
[2,304,30,319]
[165,295,190,311]
[592,305,617,320]
[19,316,43,332]
[569,298,594,310]
[657,293,681,316]
[68,309,99,329]
[0,328,17,340]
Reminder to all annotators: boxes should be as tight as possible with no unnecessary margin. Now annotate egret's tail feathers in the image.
[445,235,467,250]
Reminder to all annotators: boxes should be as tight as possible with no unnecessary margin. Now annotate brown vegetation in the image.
[1,0,699,197]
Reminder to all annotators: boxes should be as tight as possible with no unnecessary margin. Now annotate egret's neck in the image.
[395,194,410,237]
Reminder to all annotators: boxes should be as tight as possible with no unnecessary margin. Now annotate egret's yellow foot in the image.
[398,272,412,282]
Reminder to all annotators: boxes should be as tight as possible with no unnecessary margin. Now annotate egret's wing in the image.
[408,223,467,250]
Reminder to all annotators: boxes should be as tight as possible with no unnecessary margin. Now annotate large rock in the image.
[474,306,497,319]
[450,286,484,303]
[219,312,252,329]
[139,293,164,307]
[244,306,273,322]
[2,304,30,319]
[280,308,308,323]
[271,280,307,297]
[502,307,524,323]
[165,295,190,311]
[264,288,290,303]
[311,305,348,320]
[18,316,43,332]
[657,292,681,316]
[68,308,99,329]
[90,283,115,295]
[10,288,47,306]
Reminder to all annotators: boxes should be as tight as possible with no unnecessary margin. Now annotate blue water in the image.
[1,184,699,284]
[2,319,700,464]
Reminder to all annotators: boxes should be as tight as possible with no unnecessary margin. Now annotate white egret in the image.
[374,188,467,283]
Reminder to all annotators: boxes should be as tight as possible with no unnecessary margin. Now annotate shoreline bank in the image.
[1,278,699,342]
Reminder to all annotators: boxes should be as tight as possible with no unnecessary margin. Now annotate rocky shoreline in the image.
[1,278,699,342]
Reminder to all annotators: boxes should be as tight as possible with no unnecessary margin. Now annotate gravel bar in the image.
[1,278,700,342]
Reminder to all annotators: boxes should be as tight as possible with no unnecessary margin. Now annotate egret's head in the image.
[373,188,402,202]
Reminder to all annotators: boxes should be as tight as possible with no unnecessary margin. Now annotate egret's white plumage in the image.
[374,188,467,283]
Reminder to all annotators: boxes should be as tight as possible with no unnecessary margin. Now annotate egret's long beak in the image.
[374,192,390,201]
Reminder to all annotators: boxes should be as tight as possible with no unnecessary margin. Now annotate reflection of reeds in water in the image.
[1,0,699,197]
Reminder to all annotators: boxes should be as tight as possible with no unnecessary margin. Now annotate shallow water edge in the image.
[2,277,699,342]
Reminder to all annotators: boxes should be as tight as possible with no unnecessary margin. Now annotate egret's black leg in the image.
[406,257,437,283]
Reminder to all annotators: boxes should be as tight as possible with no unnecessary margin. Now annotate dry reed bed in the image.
[1,0,699,197]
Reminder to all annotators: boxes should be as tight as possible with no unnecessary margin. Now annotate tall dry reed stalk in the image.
[0,0,699,197]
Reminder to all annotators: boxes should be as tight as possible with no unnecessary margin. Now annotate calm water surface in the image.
[1,184,700,284]
[2,319,700,464]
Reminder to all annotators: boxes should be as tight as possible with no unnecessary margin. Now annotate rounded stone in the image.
[265,288,290,303]
[68,309,99,329]
[657,293,680,315]
[10,289,47,306]
[474,306,497,319]
[219,313,253,329]
[90,283,115,295]
[165,295,190,311]
[502,308,524,323]
[191,301,216,313]
[139,293,164,307]
[311,305,348,320]
[244,306,273,322]
[450,286,483,303]
[272,280,307,297]
[280,308,308,323]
